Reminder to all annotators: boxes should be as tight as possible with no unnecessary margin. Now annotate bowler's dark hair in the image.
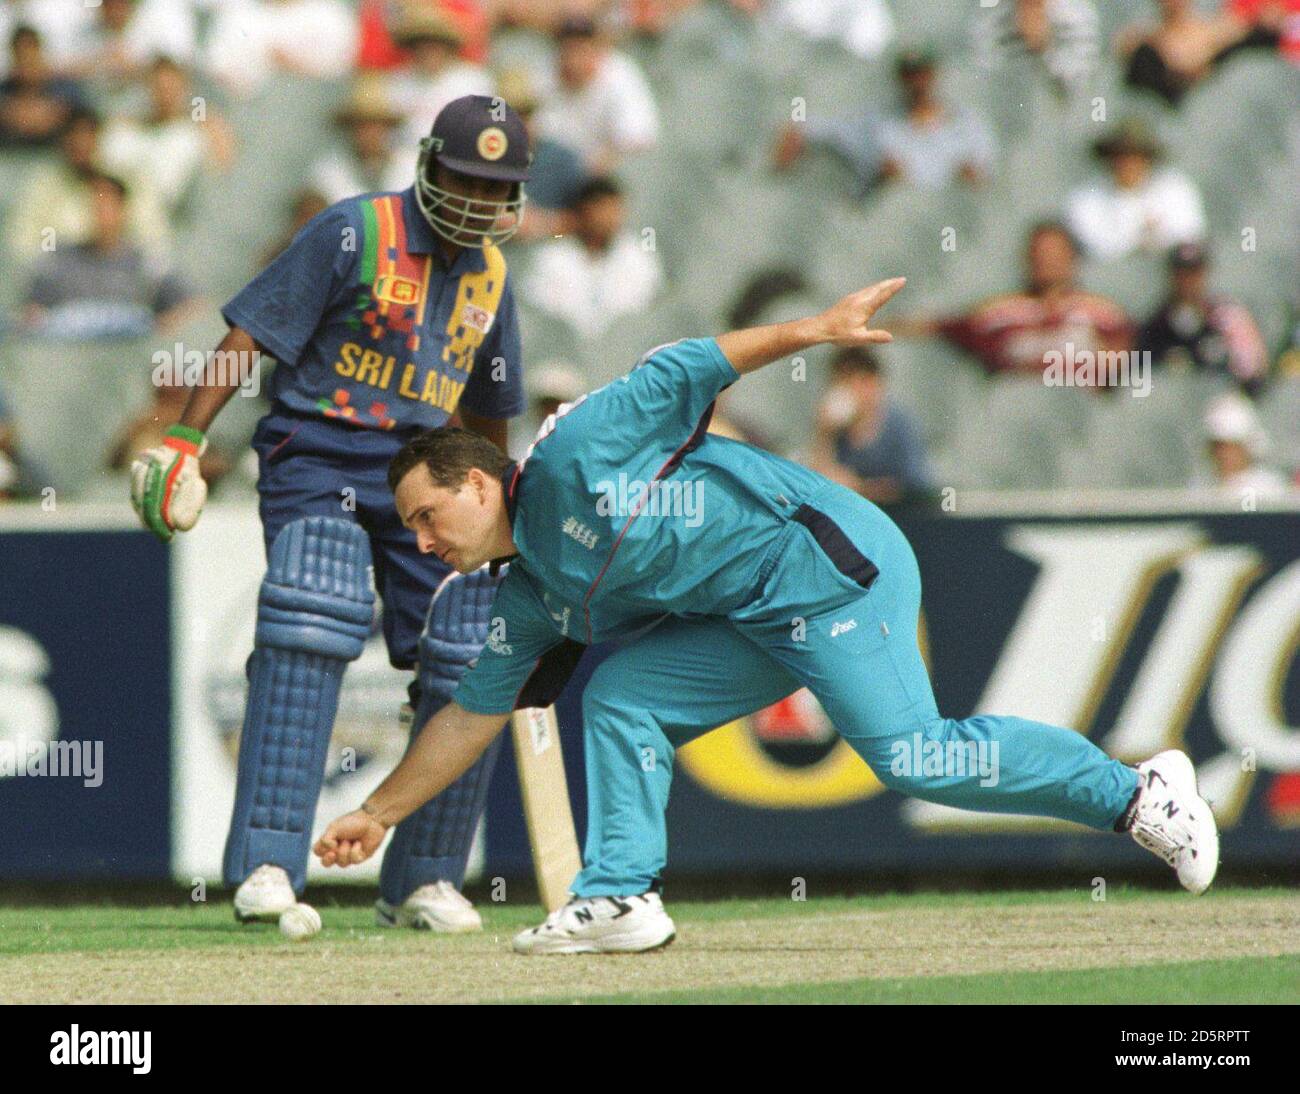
[388,427,513,494]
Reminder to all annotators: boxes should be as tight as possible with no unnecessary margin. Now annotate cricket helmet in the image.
[416,94,531,248]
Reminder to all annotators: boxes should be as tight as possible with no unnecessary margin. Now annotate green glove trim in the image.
[164,423,206,455]
[141,458,175,542]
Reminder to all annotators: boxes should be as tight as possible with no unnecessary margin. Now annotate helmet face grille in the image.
[416,138,527,248]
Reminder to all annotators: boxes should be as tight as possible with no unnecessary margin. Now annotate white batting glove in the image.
[130,424,209,542]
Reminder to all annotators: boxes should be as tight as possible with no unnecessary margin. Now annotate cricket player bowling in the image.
[130,96,532,931]
[314,277,1220,954]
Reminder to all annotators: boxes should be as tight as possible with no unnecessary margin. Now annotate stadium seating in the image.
[0,0,1295,503]
[1260,376,1300,475]
[1065,371,1231,489]
[0,336,156,496]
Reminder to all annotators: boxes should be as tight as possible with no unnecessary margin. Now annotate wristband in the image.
[163,423,207,458]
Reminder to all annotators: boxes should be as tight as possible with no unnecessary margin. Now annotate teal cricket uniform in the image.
[456,339,1141,896]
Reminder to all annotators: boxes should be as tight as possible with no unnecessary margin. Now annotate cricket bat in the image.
[510,705,582,913]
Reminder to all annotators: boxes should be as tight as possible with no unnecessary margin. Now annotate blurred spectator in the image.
[7,106,171,265]
[495,0,608,30]
[767,0,895,59]
[772,49,995,193]
[1225,0,1300,64]
[107,373,231,486]
[415,0,491,63]
[0,24,86,150]
[728,267,811,329]
[529,361,585,420]
[101,56,236,220]
[646,0,767,58]
[22,173,200,339]
[357,0,404,71]
[1117,0,1262,107]
[205,0,357,98]
[510,360,585,457]
[973,0,1100,98]
[0,1,90,79]
[260,188,330,267]
[388,8,491,148]
[534,15,660,174]
[807,347,933,505]
[875,50,995,190]
[1065,117,1205,260]
[613,0,706,38]
[1276,299,1300,377]
[522,176,663,340]
[1197,392,1290,496]
[893,221,1132,379]
[307,75,415,205]
[0,381,33,500]
[64,0,198,86]
[358,0,491,68]
[497,67,588,240]
[1138,242,1270,396]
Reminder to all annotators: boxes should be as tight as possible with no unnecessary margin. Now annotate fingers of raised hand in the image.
[860,276,906,315]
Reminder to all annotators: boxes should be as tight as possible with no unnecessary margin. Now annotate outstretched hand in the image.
[815,277,907,348]
[313,809,387,868]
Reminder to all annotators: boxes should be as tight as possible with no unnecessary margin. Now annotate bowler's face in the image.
[395,464,493,573]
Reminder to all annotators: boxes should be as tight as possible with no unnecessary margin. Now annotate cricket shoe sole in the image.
[233,864,297,923]
[513,893,677,955]
[1129,750,1219,894]
[375,880,482,932]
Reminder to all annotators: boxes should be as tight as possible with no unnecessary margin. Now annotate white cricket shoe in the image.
[233,864,297,923]
[375,881,482,933]
[1129,750,1219,894]
[512,893,676,955]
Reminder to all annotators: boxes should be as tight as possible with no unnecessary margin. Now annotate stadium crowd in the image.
[0,0,1296,508]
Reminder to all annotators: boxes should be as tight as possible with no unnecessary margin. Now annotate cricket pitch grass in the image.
[2,887,1296,1004]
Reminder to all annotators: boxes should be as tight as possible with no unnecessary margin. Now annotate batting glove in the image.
[130,424,209,542]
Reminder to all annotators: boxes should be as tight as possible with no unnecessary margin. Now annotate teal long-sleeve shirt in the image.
[455,336,838,715]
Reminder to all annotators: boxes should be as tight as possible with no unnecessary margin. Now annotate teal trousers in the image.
[571,483,1140,897]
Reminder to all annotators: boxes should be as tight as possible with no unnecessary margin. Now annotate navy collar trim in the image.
[502,461,521,526]
[489,461,522,576]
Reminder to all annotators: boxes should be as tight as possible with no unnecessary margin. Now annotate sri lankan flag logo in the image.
[375,274,422,306]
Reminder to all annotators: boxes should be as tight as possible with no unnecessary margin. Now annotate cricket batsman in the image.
[130,96,532,931]
[313,277,1220,954]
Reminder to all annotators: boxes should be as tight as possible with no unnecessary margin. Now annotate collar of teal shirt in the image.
[489,461,522,576]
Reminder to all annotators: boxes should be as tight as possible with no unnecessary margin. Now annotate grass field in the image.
[2,887,1296,1004]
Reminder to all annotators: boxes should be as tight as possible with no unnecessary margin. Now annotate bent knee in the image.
[846,721,969,793]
